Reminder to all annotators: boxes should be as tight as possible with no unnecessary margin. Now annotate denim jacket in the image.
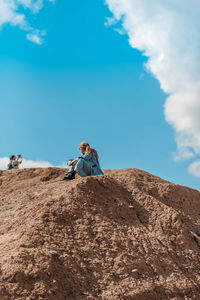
[81,152,104,176]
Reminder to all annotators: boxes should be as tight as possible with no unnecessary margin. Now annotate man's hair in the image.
[79,142,98,158]
[10,155,15,160]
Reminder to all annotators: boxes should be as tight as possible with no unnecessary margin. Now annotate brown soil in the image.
[0,167,199,300]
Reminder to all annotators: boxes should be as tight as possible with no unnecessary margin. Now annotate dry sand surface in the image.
[0,167,199,300]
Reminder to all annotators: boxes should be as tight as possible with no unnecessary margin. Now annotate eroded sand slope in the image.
[0,168,199,299]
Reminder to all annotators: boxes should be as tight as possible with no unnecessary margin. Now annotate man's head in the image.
[10,155,16,160]
[79,142,89,154]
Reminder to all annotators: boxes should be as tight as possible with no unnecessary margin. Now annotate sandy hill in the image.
[0,168,199,300]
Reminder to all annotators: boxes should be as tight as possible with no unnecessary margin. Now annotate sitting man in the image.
[7,154,23,170]
[63,142,103,180]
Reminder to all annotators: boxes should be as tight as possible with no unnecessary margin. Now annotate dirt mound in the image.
[0,168,199,299]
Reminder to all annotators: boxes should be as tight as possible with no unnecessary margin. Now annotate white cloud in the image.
[22,159,53,168]
[26,30,45,44]
[0,0,54,43]
[104,16,117,26]
[188,160,200,178]
[0,157,11,170]
[0,0,23,27]
[17,0,44,13]
[105,0,200,176]
[0,157,66,170]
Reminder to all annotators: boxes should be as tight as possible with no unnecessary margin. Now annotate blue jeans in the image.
[69,159,91,177]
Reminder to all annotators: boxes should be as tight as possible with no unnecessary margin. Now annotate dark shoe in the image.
[63,171,76,180]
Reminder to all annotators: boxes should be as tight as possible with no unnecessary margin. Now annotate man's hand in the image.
[68,159,78,166]
[68,160,73,166]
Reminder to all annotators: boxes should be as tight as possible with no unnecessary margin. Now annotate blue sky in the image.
[0,0,199,191]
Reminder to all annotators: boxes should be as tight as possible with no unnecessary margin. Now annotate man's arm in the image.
[68,158,78,166]
[17,156,23,164]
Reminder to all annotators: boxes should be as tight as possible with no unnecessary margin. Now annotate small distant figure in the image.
[7,154,23,170]
[63,142,104,180]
